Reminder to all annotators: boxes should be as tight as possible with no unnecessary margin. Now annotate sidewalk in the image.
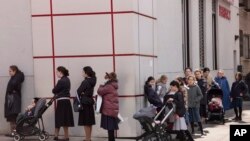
[0,101,249,141]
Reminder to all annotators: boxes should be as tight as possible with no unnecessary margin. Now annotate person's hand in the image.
[167,98,173,103]
[240,93,243,96]
[230,97,233,102]
[175,114,179,119]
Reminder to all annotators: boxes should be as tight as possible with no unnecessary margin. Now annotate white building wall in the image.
[156,0,183,81]
[31,0,156,137]
[205,0,214,69]
[0,0,34,133]
[217,0,239,84]
[189,0,201,69]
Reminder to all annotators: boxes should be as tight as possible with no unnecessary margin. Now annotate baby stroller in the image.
[133,104,174,141]
[13,96,57,141]
[206,88,225,124]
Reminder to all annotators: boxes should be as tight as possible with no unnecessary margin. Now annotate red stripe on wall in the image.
[49,0,57,111]
[50,0,56,86]
[110,0,116,72]
[32,11,157,20]
[43,94,144,100]
[33,53,157,59]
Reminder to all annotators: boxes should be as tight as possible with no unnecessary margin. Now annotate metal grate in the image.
[199,0,205,68]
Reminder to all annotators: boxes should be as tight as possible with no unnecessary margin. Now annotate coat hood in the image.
[106,80,118,89]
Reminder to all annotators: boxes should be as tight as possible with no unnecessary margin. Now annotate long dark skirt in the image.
[78,104,95,126]
[101,114,119,130]
[55,99,74,128]
[6,114,18,122]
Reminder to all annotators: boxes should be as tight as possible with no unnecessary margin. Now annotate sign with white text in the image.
[230,125,250,140]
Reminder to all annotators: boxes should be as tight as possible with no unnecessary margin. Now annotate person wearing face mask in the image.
[97,72,119,141]
[144,76,163,116]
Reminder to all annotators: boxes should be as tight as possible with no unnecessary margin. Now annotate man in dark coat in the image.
[4,65,24,136]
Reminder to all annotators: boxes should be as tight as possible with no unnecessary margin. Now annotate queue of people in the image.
[143,67,248,140]
[3,64,248,141]
[3,65,120,141]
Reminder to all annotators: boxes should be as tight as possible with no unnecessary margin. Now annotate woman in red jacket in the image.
[97,72,119,141]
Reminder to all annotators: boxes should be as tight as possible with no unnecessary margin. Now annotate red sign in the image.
[219,5,231,20]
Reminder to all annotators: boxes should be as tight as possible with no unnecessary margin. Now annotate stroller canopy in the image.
[133,105,157,119]
[33,98,46,117]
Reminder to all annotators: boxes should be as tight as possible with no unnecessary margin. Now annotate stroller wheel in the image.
[142,133,158,141]
[160,134,172,141]
[43,131,49,139]
[39,134,46,141]
[13,134,21,141]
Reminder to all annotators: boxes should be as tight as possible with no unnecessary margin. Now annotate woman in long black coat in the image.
[52,66,74,141]
[77,66,97,141]
[4,65,24,136]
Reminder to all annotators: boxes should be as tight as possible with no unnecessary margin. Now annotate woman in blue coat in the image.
[214,70,231,111]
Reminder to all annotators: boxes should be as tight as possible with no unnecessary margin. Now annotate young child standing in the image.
[167,81,193,141]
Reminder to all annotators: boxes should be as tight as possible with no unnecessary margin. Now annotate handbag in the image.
[73,92,83,112]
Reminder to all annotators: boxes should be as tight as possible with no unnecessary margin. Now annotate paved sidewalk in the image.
[1,101,250,141]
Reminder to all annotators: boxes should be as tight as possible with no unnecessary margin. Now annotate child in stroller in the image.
[208,95,223,112]
[206,88,225,124]
[24,97,40,117]
[13,96,57,141]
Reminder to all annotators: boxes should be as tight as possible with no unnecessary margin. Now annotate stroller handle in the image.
[46,95,58,106]
[153,102,174,121]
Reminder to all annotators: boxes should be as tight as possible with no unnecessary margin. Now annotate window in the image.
[182,0,191,69]
[212,0,218,69]
[243,35,250,59]
[240,30,244,57]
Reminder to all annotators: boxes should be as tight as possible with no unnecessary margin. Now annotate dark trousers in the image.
[108,130,115,141]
